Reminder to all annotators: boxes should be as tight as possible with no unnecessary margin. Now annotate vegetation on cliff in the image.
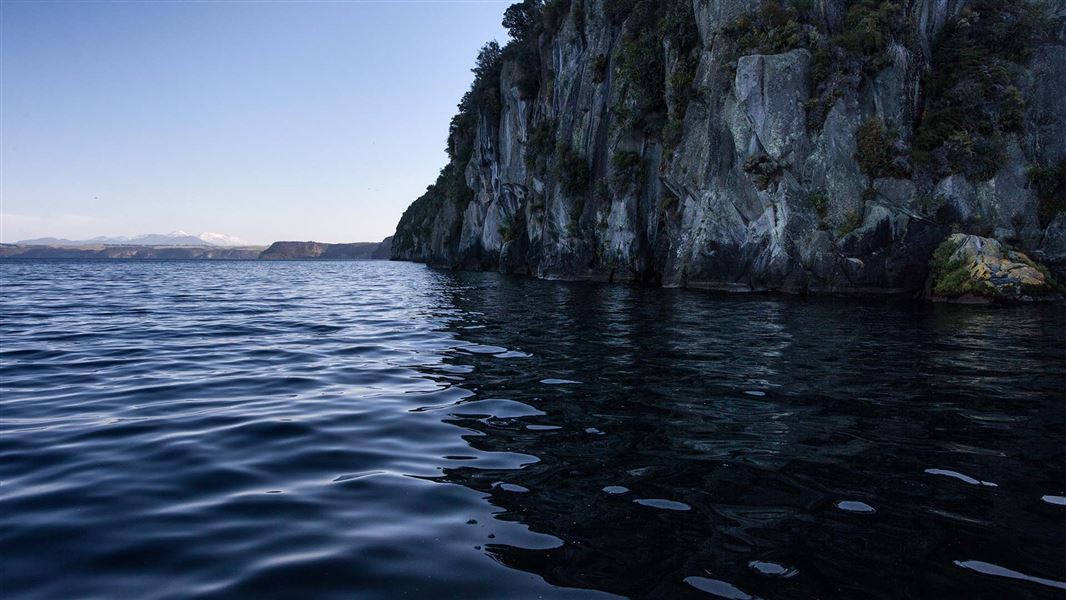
[914,0,1048,180]
[392,0,1063,295]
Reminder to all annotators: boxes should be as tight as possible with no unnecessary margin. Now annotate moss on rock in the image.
[927,234,1062,303]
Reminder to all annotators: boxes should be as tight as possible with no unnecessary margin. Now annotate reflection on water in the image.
[430,271,1065,599]
[1,260,1063,599]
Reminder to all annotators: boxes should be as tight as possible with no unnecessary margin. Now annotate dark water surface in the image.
[1,260,1064,599]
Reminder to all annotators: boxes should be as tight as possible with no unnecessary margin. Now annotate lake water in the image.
[1,260,1063,599]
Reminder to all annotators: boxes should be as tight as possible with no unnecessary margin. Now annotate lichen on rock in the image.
[927,233,1062,303]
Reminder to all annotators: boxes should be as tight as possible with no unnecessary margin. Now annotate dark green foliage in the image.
[613,0,699,133]
[1030,161,1066,227]
[509,42,542,99]
[927,237,984,297]
[448,42,503,163]
[592,54,608,83]
[809,191,828,229]
[659,0,698,51]
[542,0,571,33]
[662,118,684,157]
[616,2,666,128]
[915,0,1047,180]
[742,154,785,191]
[558,146,590,196]
[603,0,639,25]
[611,150,643,194]
[503,0,542,40]
[393,164,472,255]
[721,2,855,133]
[524,120,556,173]
[725,0,806,55]
[855,118,910,178]
[499,211,523,242]
[832,0,909,73]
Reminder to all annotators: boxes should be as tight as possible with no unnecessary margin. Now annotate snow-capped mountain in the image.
[17,231,251,247]
[196,232,249,247]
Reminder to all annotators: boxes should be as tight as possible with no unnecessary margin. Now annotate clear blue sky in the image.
[1,0,509,244]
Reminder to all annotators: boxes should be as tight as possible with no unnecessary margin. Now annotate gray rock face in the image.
[392,0,1065,295]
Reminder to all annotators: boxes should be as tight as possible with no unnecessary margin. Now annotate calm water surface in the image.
[1,260,1064,599]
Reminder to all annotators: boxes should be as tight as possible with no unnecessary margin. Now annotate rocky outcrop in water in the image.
[392,0,1066,295]
[926,233,1062,303]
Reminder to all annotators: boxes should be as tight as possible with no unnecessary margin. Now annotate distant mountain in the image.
[16,231,250,247]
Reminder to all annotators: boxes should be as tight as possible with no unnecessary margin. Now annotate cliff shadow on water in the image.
[421,269,1066,599]
[391,0,1066,298]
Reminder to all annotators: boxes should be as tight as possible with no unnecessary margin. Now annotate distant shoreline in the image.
[0,237,392,261]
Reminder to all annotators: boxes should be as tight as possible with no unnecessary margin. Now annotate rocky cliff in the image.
[258,238,392,260]
[392,0,1066,294]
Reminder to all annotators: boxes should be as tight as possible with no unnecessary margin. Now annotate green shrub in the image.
[855,118,910,178]
[725,0,806,55]
[664,53,697,154]
[612,0,698,133]
[524,120,556,173]
[832,0,908,73]
[809,191,829,229]
[448,42,504,164]
[742,154,785,191]
[1030,161,1066,227]
[542,0,571,33]
[914,0,1047,180]
[611,150,643,194]
[558,146,590,196]
[393,163,473,255]
[928,237,987,297]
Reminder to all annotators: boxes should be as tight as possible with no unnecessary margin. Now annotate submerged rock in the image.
[927,234,1062,303]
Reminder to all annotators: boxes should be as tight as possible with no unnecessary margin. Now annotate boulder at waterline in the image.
[927,234,1062,303]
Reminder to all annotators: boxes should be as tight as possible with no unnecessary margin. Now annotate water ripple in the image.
[1,260,1063,599]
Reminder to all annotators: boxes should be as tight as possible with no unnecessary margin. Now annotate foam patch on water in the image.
[925,468,998,487]
[634,498,691,511]
[494,350,531,359]
[493,482,530,493]
[748,560,797,578]
[683,576,755,599]
[836,500,876,513]
[448,399,545,418]
[461,344,509,355]
[954,560,1066,590]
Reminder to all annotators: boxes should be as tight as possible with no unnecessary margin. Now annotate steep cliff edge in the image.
[392,0,1066,294]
